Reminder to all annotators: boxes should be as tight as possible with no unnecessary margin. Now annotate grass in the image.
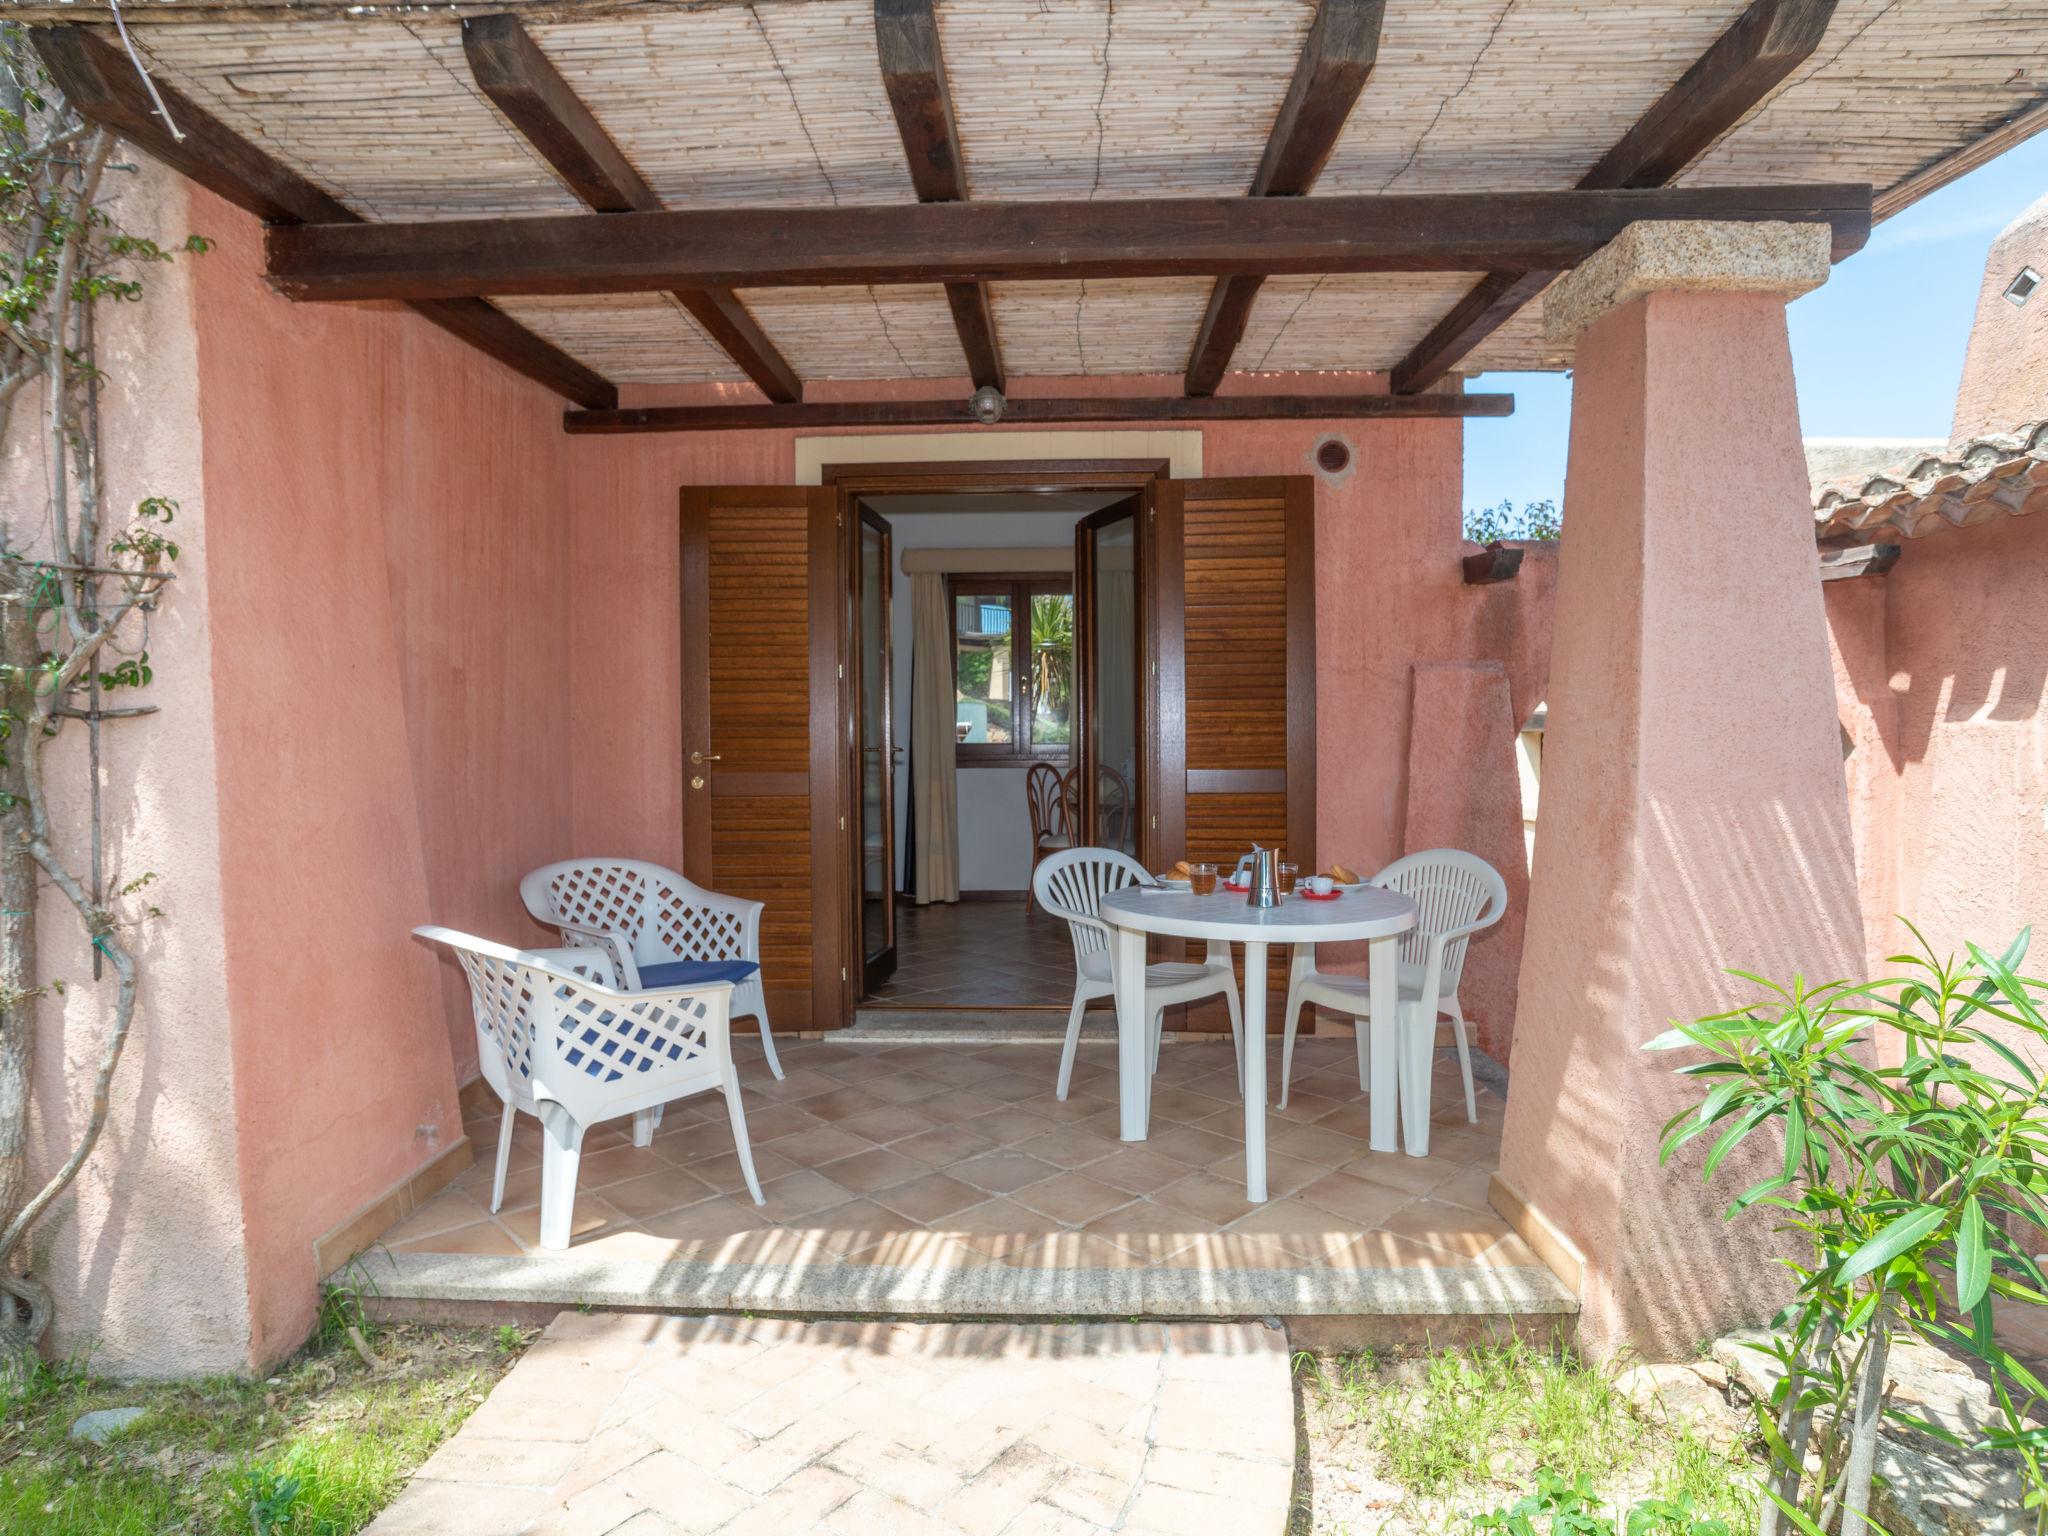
[0,1293,532,1536]
[1292,1340,1760,1535]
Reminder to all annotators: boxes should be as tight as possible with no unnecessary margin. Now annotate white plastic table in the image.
[1098,883,1420,1201]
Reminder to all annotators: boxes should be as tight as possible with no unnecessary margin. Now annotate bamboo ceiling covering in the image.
[84,0,2048,385]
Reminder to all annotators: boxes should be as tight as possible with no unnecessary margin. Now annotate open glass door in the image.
[1075,498,1142,857]
[856,507,897,991]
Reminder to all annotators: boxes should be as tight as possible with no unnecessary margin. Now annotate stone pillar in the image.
[1495,223,1866,1360]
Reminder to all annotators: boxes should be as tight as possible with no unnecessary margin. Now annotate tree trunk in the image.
[0,567,42,1368]
[1838,1309,1892,1536]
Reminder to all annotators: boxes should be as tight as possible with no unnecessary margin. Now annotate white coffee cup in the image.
[1307,874,1334,896]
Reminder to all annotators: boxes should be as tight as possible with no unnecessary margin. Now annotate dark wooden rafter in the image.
[565,391,1512,434]
[874,0,1004,392]
[461,14,801,404]
[1461,542,1525,585]
[1390,0,1840,394]
[29,24,616,410]
[1184,0,1383,396]
[265,184,1871,302]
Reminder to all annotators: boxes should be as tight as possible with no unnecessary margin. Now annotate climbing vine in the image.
[0,24,204,1380]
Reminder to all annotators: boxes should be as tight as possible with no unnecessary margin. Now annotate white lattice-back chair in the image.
[1032,847,1245,1101]
[519,858,783,1080]
[415,925,762,1249]
[1278,849,1508,1122]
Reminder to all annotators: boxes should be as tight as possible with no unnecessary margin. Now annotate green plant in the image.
[239,1463,302,1535]
[1469,1468,1732,1535]
[1464,498,1562,543]
[1030,592,1073,713]
[493,1324,523,1354]
[1651,925,2048,1535]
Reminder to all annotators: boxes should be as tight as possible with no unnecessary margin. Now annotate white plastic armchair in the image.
[1032,847,1245,1101]
[1278,849,1508,1127]
[415,925,763,1250]
[520,857,783,1080]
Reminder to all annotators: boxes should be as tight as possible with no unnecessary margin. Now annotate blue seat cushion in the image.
[635,958,759,990]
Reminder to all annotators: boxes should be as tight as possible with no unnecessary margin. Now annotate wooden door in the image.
[1073,497,1143,856]
[1147,476,1316,1026]
[679,485,845,1030]
[855,506,897,993]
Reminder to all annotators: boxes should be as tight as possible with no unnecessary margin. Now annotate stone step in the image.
[365,1311,1300,1535]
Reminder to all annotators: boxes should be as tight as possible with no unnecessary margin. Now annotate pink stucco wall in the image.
[1827,510,2048,977]
[1500,290,1865,1359]
[188,186,580,1361]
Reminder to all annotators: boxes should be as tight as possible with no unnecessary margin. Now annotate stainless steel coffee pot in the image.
[1244,844,1280,909]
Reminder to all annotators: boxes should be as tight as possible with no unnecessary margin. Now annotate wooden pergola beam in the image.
[874,0,1003,393]
[265,184,1870,303]
[564,390,1514,435]
[1184,0,1383,397]
[29,24,616,410]
[461,15,802,404]
[1390,0,1840,394]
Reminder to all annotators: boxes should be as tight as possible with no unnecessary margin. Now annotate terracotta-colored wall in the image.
[191,187,574,1361]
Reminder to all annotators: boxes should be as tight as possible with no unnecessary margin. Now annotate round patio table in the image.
[1098,883,1419,1202]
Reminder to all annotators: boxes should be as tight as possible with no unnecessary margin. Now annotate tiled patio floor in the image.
[360,1035,1571,1321]
[864,901,1077,1008]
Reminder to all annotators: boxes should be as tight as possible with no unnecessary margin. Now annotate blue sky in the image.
[1461,131,2048,514]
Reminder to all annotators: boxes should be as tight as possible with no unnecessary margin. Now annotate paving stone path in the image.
[367,1311,1296,1535]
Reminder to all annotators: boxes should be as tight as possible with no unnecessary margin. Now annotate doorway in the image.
[834,463,1159,1012]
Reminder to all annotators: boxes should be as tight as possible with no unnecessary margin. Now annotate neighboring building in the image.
[1814,188,2048,981]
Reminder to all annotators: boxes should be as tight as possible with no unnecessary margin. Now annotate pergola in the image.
[17,0,2048,1372]
[24,0,2045,431]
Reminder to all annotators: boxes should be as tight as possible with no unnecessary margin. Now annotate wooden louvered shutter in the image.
[1147,477,1316,1028]
[679,486,845,1030]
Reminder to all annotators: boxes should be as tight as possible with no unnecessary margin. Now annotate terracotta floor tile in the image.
[796,1199,906,1259]
[859,1072,951,1107]
[836,1232,995,1270]
[1185,1230,1316,1270]
[977,1071,1055,1105]
[933,1198,1054,1259]
[1012,1127,1122,1171]
[871,1172,989,1224]
[638,1197,773,1261]
[893,1125,996,1166]
[1328,1227,1478,1270]
[382,1188,490,1244]
[686,1145,800,1195]
[1293,1171,1412,1229]
[393,1216,525,1257]
[911,1091,1008,1126]
[951,1150,1061,1196]
[1376,1197,1512,1260]
[574,1143,681,1190]
[1220,1201,1358,1262]
[757,1169,862,1221]
[497,1199,615,1251]
[1138,1125,1241,1170]
[789,1087,891,1123]
[1265,1121,1367,1169]
[1476,1231,1545,1269]
[743,1102,830,1142]
[1083,1200,1210,1262]
[1151,1172,1260,1227]
[599,1168,718,1221]
[834,1105,940,1146]
[1009,1172,1136,1226]
[1338,1150,1457,1198]
[1014,1091,1109,1124]
[1088,1146,1196,1196]
[1430,1164,1497,1215]
[814,1146,930,1197]
[961,1107,1056,1146]
[762,1124,876,1167]
[1207,1150,1327,1200]
[1271,1087,1347,1124]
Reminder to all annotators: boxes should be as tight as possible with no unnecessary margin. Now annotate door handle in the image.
[690,751,722,765]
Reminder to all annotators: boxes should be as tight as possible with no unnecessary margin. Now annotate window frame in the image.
[947,572,1075,768]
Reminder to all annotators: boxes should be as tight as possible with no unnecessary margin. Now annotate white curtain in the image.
[910,572,961,904]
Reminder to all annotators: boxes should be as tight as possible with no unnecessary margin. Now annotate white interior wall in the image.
[882,507,1085,893]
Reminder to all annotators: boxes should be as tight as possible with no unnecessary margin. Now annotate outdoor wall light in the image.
[968,385,1007,425]
[2005,266,2040,307]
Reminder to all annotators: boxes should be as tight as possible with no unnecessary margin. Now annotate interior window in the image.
[951,575,1072,764]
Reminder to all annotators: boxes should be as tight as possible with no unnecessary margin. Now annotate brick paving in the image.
[366,1311,1296,1536]
[384,1036,1531,1282]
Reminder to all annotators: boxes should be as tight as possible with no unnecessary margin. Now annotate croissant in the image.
[1329,862,1360,884]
